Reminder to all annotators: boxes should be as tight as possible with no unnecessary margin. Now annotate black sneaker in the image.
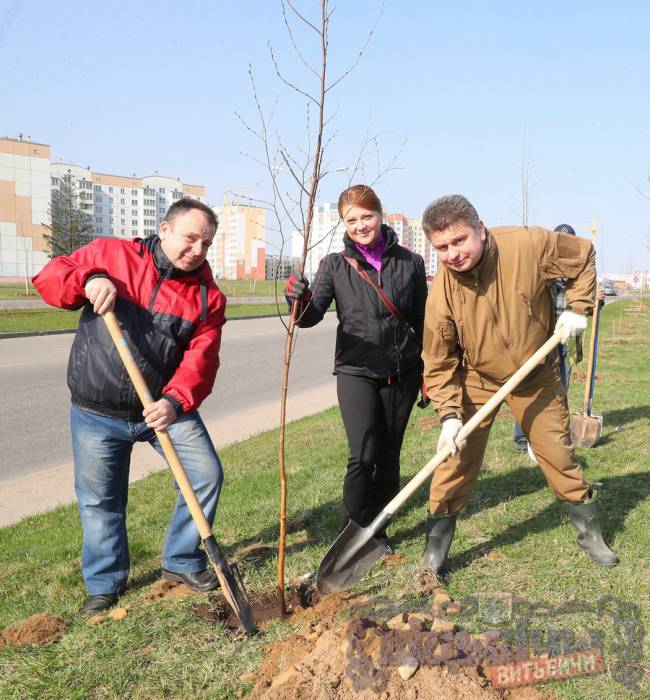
[514,440,528,453]
[161,568,220,592]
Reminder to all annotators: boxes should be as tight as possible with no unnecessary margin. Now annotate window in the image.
[120,208,125,214]
[79,179,92,190]
[95,195,102,202]
[120,198,125,205]
[120,188,125,194]
[159,187,165,193]
[173,190,182,200]
[120,229,125,235]
[144,187,155,196]
[96,205,103,213]
[51,177,59,186]
[144,198,155,206]
[109,187,114,193]
[131,199,138,205]
[132,220,138,226]
[94,185,102,191]
[120,219,126,225]
[132,230,138,236]
[131,189,138,195]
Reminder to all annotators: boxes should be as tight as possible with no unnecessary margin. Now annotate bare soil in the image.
[0,613,65,647]
[240,573,558,700]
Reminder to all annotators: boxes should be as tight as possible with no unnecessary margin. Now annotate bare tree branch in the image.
[268,41,320,107]
[326,4,383,93]
[280,0,319,77]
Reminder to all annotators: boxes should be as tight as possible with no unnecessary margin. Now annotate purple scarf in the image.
[355,233,385,272]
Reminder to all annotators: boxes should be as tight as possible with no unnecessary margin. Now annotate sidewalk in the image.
[0,382,337,528]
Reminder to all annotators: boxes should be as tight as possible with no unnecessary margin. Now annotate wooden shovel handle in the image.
[102,310,212,539]
[383,329,564,516]
[582,285,601,414]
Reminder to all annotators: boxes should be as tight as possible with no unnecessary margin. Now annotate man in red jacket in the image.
[33,198,227,614]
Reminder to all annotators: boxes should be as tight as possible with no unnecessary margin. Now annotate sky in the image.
[2,0,649,274]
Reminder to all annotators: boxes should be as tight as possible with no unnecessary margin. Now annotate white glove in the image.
[554,310,587,343]
[437,418,463,456]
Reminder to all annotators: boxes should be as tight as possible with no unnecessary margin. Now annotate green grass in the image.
[0,280,287,301]
[0,283,39,300]
[1,299,648,699]
[215,278,288,297]
[0,304,285,334]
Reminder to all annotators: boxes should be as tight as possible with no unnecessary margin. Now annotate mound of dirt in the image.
[0,613,65,647]
[143,579,202,601]
[244,576,557,700]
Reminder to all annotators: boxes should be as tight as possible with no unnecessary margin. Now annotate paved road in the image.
[0,313,338,485]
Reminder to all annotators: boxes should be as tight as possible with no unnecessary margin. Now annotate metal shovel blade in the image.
[316,520,390,595]
[571,411,603,448]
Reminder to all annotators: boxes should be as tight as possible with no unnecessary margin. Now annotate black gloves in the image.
[284,271,310,301]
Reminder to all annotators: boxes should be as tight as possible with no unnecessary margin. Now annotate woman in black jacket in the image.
[285,185,428,548]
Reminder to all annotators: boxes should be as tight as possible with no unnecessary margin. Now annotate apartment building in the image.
[291,201,345,279]
[408,217,437,278]
[50,163,205,241]
[0,136,51,280]
[266,254,300,280]
[211,201,266,280]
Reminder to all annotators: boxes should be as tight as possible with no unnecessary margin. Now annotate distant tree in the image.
[43,174,94,257]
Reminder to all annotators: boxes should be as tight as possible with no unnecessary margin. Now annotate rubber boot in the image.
[422,514,457,573]
[564,497,619,567]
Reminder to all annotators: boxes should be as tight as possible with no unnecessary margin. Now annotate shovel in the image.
[571,291,603,448]
[316,329,564,595]
[103,311,257,635]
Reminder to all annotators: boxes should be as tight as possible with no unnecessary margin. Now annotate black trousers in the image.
[336,366,420,529]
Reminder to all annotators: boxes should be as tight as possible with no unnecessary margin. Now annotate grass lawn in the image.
[0,280,286,301]
[1,299,648,699]
[0,304,286,334]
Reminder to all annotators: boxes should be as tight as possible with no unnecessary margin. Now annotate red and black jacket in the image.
[33,236,226,420]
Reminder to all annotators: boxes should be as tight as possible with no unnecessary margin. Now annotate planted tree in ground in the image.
[237,0,400,613]
[43,174,94,258]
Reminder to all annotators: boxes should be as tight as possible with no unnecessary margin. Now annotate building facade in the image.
[408,217,437,278]
[265,254,301,280]
[292,201,345,279]
[50,163,205,241]
[0,137,51,280]
[211,201,266,280]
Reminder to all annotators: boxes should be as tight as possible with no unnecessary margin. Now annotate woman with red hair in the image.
[285,185,428,550]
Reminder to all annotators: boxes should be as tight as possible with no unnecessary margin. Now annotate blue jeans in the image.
[71,405,223,595]
[514,345,571,444]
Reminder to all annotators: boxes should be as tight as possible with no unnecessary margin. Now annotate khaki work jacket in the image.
[422,226,596,418]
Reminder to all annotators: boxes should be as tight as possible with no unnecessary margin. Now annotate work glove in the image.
[554,310,587,343]
[437,417,463,456]
[284,270,310,301]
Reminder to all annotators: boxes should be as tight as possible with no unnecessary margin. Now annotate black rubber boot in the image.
[564,497,619,567]
[422,514,457,574]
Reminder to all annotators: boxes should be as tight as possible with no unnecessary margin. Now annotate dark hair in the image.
[422,194,480,236]
[163,197,218,233]
[337,184,382,218]
[554,224,576,236]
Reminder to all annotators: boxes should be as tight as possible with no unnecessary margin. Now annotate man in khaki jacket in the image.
[420,194,617,572]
